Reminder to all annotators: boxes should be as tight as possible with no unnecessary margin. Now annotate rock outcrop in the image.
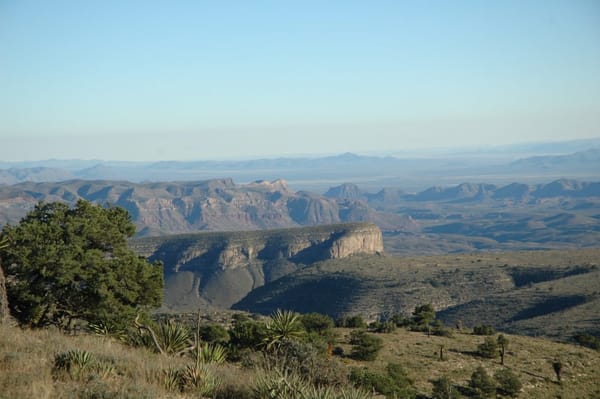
[130,222,383,310]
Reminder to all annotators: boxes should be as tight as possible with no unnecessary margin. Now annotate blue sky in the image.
[1,1,599,161]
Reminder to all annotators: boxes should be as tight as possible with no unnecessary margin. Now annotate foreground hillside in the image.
[1,318,598,399]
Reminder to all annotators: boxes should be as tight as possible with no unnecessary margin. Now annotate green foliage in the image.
[1,200,162,329]
[253,369,373,399]
[264,309,305,350]
[477,336,499,359]
[349,364,415,399]
[337,315,367,328]
[193,343,227,364]
[88,320,128,341]
[573,332,600,350]
[410,304,436,332]
[229,317,269,350]
[198,323,230,344]
[494,368,522,397]
[349,330,384,361]
[178,363,221,395]
[431,375,460,399]
[160,363,221,395]
[473,325,496,335]
[300,312,335,334]
[469,366,496,399]
[53,349,116,381]
[368,320,396,333]
[131,319,193,355]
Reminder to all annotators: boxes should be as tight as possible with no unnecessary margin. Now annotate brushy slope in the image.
[1,321,599,399]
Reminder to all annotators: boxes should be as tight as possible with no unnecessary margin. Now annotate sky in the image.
[1,0,599,161]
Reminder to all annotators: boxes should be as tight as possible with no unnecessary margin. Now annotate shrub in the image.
[337,315,367,328]
[573,332,600,350]
[198,323,230,344]
[494,368,522,397]
[369,321,396,333]
[349,364,415,399]
[349,330,384,361]
[411,304,436,331]
[477,336,499,359]
[229,318,269,350]
[300,312,335,334]
[431,375,460,399]
[469,366,496,398]
[473,325,496,335]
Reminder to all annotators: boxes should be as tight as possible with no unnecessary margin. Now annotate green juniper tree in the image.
[0,200,163,329]
[469,366,496,399]
[431,375,460,399]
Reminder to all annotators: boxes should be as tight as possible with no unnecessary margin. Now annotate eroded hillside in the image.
[130,222,383,310]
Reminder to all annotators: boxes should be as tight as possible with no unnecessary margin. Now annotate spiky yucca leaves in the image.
[53,349,116,381]
[179,363,221,395]
[132,319,193,355]
[253,369,309,399]
[264,309,306,351]
[88,320,127,342]
[253,369,374,399]
[192,343,227,364]
[54,349,95,373]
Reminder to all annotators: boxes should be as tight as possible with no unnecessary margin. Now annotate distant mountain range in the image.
[0,177,598,253]
[1,144,599,192]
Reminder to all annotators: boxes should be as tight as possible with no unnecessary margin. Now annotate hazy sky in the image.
[1,1,599,161]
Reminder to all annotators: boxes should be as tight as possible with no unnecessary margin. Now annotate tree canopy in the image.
[0,200,163,329]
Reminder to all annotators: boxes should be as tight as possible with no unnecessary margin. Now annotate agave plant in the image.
[264,309,306,350]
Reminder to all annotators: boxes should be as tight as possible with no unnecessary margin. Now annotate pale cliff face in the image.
[329,227,383,258]
[131,222,384,311]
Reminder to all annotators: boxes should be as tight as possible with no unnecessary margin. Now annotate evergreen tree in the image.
[494,368,522,397]
[469,366,496,398]
[0,200,163,329]
[478,336,499,359]
[431,375,460,399]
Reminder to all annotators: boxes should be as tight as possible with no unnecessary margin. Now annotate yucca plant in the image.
[88,320,127,342]
[192,343,227,364]
[179,363,221,395]
[253,369,309,399]
[54,349,96,380]
[264,309,306,351]
[132,317,194,355]
[161,367,181,392]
